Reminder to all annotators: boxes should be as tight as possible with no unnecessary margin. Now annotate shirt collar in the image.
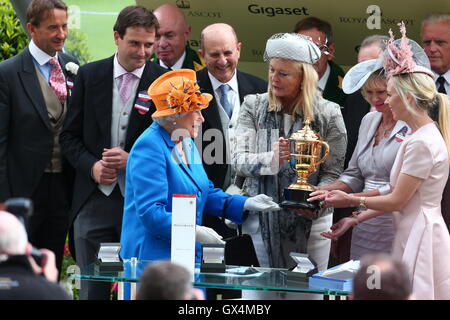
[29,39,58,65]
[114,53,145,80]
[208,70,239,93]
[159,50,186,70]
[318,63,331,91]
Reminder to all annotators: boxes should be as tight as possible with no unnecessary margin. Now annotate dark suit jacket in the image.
[60,56,166,223]
[0,47,78,202]
[196,68,267,190]
[323,60,347,107]
[196,68,266,299]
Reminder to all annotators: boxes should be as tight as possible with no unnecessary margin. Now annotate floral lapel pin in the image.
[65,62,79,77]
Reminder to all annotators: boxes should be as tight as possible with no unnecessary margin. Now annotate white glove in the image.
[195,225,225,245]
[244,194,281,212]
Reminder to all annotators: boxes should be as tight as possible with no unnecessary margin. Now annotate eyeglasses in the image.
[314,37,332,56]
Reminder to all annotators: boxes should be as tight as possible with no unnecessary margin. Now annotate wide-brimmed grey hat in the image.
[264,33,321,64]
[342,58,384,94]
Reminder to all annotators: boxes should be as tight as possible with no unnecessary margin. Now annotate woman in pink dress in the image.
[309,23,450,300]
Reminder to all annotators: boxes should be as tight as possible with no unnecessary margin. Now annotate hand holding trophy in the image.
[281,119,330,210]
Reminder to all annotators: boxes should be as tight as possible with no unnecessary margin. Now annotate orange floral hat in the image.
[149,69,213,118]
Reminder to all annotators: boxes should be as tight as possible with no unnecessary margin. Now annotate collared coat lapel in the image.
[92,56,114,147]
[358,112,382,153]
[197,68,224,134]
[18,48,51,131]
[158,125,203,193]
[125,62,165,150]
[179,138,204,193]
[237,70,261,104]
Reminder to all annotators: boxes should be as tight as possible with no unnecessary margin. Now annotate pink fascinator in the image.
[383,22,434,79]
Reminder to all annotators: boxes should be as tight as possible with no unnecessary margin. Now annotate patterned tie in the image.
[48,57,67,104]
[219,84,233,118]
[437,76,447,95]
[119,72,134,104]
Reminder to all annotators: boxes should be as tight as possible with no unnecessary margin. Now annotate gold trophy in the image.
[281,120,330,210]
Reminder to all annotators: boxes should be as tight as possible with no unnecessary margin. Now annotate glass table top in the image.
[73,259,350,296]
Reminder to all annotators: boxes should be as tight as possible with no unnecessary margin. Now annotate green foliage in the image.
[0,0,28,62]
[60,246,79,300]
[65,29,93,66]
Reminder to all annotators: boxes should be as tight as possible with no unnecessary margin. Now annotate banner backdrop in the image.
[65,0,449,79]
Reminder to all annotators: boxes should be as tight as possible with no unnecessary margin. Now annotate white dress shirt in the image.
[29,39,59,82]
[159,50,186,70]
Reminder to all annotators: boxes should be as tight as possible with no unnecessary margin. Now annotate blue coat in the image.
[120,122,247,262]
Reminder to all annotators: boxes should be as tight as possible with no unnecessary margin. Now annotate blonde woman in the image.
[232,33,347,273]
[316,24,450,300]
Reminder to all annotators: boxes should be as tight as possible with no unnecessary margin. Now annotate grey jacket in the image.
[339,111,409,194]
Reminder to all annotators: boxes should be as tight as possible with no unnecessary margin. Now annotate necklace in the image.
[374,120,396,146]
[379,120,396,138]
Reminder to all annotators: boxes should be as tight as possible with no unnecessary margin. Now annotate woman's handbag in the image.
[224,225,260,267]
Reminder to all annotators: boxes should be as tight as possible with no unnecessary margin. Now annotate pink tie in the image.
[119,73,134,104]
[48,57,67,104]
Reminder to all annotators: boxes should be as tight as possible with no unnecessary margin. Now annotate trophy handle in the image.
[315,141,330,166]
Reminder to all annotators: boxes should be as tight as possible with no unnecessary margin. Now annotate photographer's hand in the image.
[27,247,59,283]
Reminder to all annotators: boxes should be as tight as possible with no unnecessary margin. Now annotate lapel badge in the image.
[134,91,151,115]
[395,125,408,142]
[66,79,74,89]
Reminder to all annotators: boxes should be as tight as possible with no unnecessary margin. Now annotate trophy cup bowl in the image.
[281,120,330,210]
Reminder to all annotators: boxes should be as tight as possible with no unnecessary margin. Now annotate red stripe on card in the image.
[173,194,197,198]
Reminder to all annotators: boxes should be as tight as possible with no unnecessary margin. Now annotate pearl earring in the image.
[173,121,177,127]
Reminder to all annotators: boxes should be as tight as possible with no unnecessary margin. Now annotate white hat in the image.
[264,33,321,64]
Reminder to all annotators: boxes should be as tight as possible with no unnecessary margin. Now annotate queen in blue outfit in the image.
[120,69,278,263]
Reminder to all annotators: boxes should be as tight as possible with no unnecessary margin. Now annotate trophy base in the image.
[281,188,318,210]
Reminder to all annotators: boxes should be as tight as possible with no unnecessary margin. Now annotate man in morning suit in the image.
[152,4,205,71]
[197,23,267,299]
[60,5,166,300]
[0,0,77,274]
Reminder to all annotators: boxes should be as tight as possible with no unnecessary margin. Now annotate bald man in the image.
[197,23,267,202]
[152,4,205,71]
[0,210,70,299]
